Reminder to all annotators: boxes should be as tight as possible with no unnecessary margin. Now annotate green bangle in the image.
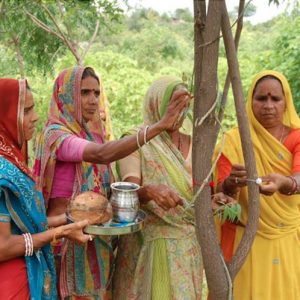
[66,213,74,224]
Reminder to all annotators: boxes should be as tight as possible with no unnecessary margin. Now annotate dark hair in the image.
[253,75,284,95]
[82,67,100,84]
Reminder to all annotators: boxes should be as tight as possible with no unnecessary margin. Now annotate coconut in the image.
[69,191,112,224]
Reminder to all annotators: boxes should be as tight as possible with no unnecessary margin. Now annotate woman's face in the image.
[23,89,39,141]
[252,78,286,129]
[81,76,100,122]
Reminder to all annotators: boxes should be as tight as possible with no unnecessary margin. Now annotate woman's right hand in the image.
[56,220,92,244]
[159,90,191,131]
[144,184,183,210]
[223,164,248,193]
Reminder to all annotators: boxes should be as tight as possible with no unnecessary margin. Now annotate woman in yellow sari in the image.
[216,70,300,299]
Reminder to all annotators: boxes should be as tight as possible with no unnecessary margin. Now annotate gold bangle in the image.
[52,227,63,245]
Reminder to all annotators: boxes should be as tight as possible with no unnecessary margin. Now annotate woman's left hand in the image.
[260,173,293,195]
[211,192,237,210]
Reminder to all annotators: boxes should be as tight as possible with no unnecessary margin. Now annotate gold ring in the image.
[235,177,239,184]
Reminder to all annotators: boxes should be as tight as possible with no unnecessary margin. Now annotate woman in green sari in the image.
[113,76,203,299]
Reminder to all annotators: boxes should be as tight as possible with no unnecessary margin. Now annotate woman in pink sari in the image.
[33,66,189,299]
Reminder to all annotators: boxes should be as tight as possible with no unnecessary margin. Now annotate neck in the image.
[265,124,285,141]
[167,130,180,140]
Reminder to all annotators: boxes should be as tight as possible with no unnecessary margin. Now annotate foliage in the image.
[0,0,124,76]
[257,12,300,111]
[1,1,300,145]
[214,202,242,224]
[0,0,63,76]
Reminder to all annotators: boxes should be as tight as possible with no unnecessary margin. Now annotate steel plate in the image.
[84,210,146,236]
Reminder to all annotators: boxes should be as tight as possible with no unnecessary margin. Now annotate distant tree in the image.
[174,8,193,22]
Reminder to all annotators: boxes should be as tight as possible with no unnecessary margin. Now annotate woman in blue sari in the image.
[0,78,91,299]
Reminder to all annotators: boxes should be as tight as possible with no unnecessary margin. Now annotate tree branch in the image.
[11,34,25,78]
[197,0,252,50]
[218,0,246,123]
[56,0,73,41]
[193,1,230,299]
[80,19,100,65]
[40,3,81,64]
[24,8,64,41]
[220,0,260,280]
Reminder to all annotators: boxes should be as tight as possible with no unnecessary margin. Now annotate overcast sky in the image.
[121,0,287,24]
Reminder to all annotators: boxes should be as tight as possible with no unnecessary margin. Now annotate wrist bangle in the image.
[52,227,63,244]
[286,176,297,195]
[136,128,142,148]
[23,233,33,256]
[144,125,150,145]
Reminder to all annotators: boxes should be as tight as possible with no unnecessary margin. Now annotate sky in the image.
[122,0,287,24]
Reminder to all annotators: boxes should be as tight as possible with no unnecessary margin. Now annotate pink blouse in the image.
[50,136,90,198]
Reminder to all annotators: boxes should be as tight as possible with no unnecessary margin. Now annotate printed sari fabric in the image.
[113,76,203,300]
[33,67,113,299]
[0,78,57,299]
[215,70,300,299]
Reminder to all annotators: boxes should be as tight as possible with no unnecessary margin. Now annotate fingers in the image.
[62,220,89,232]
[153,186,183,210]
[171,90,191,102]
[232,164,246,171]
[212,193,237,210]
[259,182,276,195]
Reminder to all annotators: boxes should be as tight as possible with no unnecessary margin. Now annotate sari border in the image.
[17,80,26,148]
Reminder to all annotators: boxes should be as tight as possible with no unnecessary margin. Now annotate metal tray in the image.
[84,210,146,236]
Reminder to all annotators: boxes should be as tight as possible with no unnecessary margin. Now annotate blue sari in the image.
[0,157,57,299]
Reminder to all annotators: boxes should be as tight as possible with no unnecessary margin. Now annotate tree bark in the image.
[220,1,260,279]
[218,0,245,123]
[193,1,229,299]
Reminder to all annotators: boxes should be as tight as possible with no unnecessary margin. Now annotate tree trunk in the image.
[11,35,25,78]
[193,1,260,299]
[220,1,260,279]
[193,1,229,299]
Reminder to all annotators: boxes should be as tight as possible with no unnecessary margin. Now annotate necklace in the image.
[277,125,286,160]
[178,133,182,153]
[279,125,285,144]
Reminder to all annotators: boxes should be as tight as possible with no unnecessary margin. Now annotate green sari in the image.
[113,76,203,300]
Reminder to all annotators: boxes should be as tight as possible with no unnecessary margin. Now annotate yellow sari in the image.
[217,70,300,299]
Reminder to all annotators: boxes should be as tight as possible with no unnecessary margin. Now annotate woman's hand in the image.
[226,164,248,187]
[159,90,192,131]
[260,173,293,195]
[58,220,92,244]
[144,184,183,210]
[222,164,247,195]
[211,192,237,210]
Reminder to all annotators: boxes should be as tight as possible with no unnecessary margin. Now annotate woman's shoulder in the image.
[284,128,300,152]
[0,156,21,173]
[0,156,31,184]
[286,128,300,142]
